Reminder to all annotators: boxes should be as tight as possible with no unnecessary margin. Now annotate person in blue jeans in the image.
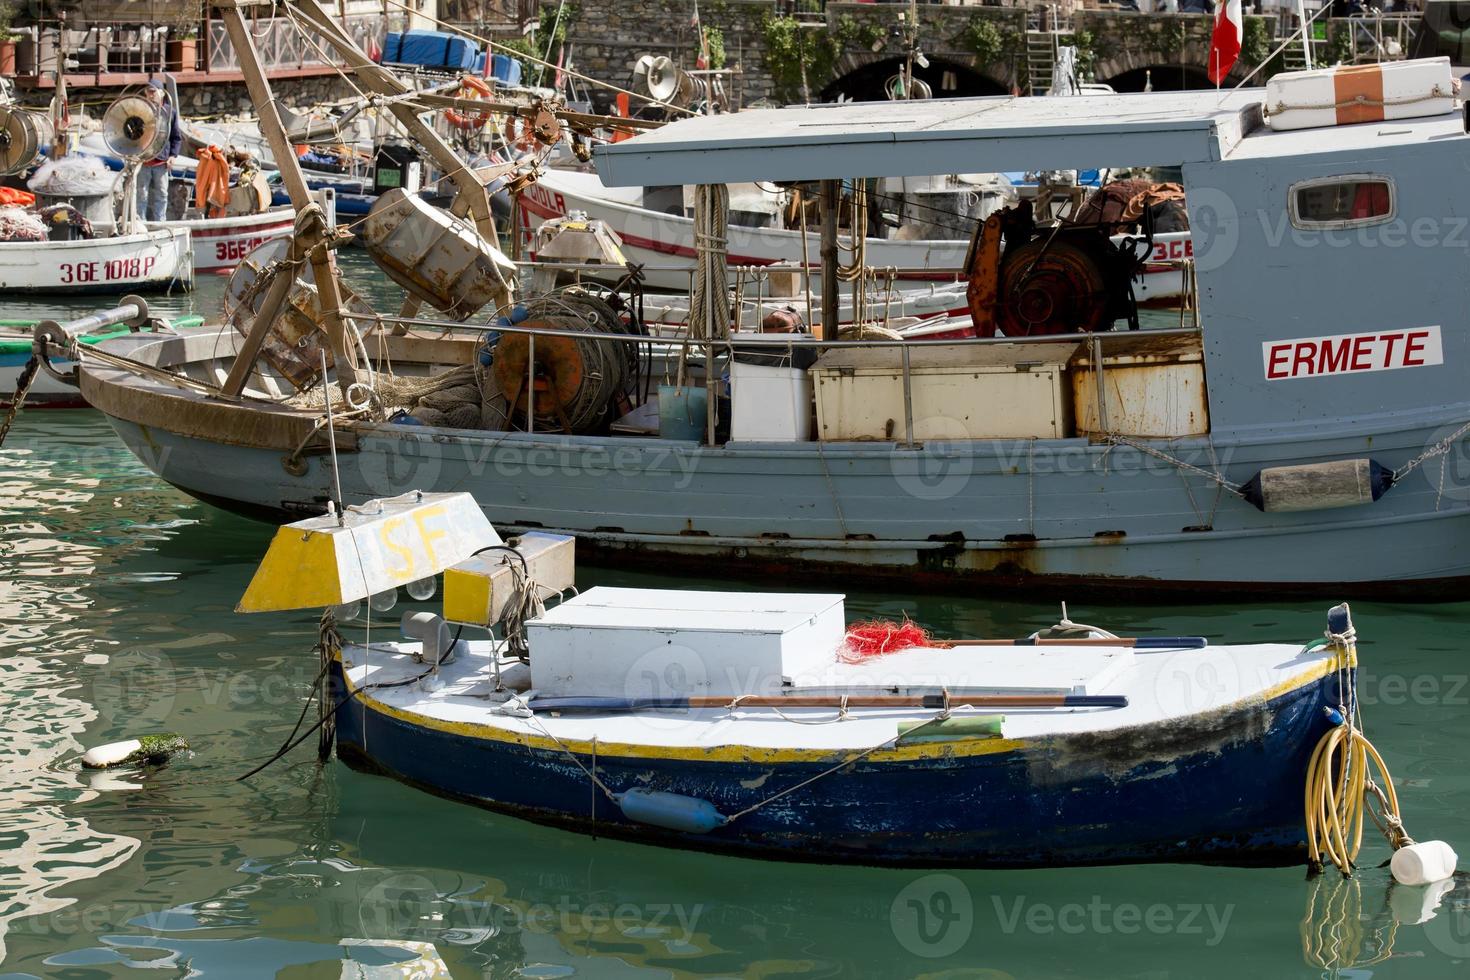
[135,79,183,223]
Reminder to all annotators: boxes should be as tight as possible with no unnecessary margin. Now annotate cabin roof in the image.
[594,90,1268,185]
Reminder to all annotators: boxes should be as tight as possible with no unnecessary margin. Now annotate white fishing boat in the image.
[0,226,191,295]
[233,491,1456,877]
[147,207,296,275]
[0,99,193,295]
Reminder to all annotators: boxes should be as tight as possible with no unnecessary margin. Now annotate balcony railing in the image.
[9,14,389,86]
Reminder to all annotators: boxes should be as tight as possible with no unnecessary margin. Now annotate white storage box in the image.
[1265,58,1455,132]
[812,342,1075,441]
[730,357,814,441]
[527,586,845,698]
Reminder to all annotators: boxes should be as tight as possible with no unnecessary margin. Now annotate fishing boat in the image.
[0,102,192,295]
[234,491,1453,873]
[521,167,1195,305]
[43,6,1470,597]
[1,313,205,408]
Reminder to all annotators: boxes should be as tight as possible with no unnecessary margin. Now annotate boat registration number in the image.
[215,236,275,262]
[1263,326,1442,380]
[1150,238,1193,262]
[60,255,158,284]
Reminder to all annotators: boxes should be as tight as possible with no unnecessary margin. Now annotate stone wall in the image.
[547,1,1278,109]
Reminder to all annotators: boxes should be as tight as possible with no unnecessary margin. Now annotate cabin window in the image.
[1289,176,1395,229]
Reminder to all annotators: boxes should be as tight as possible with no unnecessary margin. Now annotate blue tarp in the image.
[381,30,478,71]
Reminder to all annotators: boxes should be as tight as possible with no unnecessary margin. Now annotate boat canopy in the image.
[593,90,1264,186]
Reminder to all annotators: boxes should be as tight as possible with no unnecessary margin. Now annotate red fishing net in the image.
[839,618,946,662]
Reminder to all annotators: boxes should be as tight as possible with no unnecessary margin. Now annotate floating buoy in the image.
[81,733,189,769]
[1241,458,1393,513]
[616,788,726,834]
[1390,840,1459,886]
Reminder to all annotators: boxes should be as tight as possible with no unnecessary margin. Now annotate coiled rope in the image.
[1303,619,1414,877]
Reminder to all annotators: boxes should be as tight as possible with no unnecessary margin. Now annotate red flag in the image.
[1208,0,1243,85]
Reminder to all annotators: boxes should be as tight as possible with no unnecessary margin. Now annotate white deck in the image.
[341,634,1335,753]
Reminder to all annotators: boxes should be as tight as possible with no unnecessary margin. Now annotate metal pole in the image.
[820,179,839,340]
[320,350,345,525]
[900,343,915,449]
[526,332,535,435]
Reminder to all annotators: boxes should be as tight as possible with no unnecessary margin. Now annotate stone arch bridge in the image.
[561,2,1257,109]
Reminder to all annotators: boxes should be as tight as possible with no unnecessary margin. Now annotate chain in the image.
[1103,434,1246,496]
[1392,418,1470,483]
[0,355,41,449]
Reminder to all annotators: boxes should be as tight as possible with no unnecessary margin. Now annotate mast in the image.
[217,0,364,395]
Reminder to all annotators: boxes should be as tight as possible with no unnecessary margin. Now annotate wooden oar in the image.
[947,636,1207,649]
[528,693,1129,713]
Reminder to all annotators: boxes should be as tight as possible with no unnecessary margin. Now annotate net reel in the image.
[102,95,168,161]
[0,106,53,175]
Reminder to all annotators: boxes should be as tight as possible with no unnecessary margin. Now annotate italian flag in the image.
[1208,0,1243,85]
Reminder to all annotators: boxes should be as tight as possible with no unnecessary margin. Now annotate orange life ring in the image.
[500,114,537,156]
[446,75,494,130]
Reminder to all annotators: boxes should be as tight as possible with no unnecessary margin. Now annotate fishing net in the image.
[26,156,117,197]
[0,206,46,242]
[838,617,946,662]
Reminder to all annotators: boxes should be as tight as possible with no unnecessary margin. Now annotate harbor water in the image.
[2,259,1468,977]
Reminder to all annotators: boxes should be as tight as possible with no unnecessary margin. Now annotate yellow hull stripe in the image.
[341,650,1347,765]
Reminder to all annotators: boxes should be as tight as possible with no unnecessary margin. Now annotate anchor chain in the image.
[0,354,41,449]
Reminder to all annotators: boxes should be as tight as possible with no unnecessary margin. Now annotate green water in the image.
[1,265,1468,977]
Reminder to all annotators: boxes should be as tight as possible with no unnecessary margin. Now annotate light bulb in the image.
[333,599,362,622]
[370,589,398,613]
[406,576,436,601]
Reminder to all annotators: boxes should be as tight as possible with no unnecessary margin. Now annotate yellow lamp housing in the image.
[237,491,502,613]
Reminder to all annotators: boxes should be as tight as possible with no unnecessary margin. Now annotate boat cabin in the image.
[593,63,1468,446]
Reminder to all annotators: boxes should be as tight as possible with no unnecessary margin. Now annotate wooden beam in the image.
[218,2,362,397]
[820,179,840,339]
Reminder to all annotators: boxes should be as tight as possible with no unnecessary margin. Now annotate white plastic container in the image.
[730,358,814,442]
[1265,57,1455,132]
[1390,840,1459,886]
[527,586,845,698]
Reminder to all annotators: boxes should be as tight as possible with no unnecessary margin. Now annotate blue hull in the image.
[330,661,1344,868]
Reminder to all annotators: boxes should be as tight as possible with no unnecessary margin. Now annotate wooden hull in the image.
[330,644,1345,868]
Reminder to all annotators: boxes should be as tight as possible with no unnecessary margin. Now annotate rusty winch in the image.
[966,200,1145,338]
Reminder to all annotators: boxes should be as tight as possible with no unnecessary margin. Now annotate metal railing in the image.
[344,302,1202,447]
[204,13,382,75]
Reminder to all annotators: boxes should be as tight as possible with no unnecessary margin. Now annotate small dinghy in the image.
[235,492,1450,874]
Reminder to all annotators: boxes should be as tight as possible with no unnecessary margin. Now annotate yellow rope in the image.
[1303,635,1412,877]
